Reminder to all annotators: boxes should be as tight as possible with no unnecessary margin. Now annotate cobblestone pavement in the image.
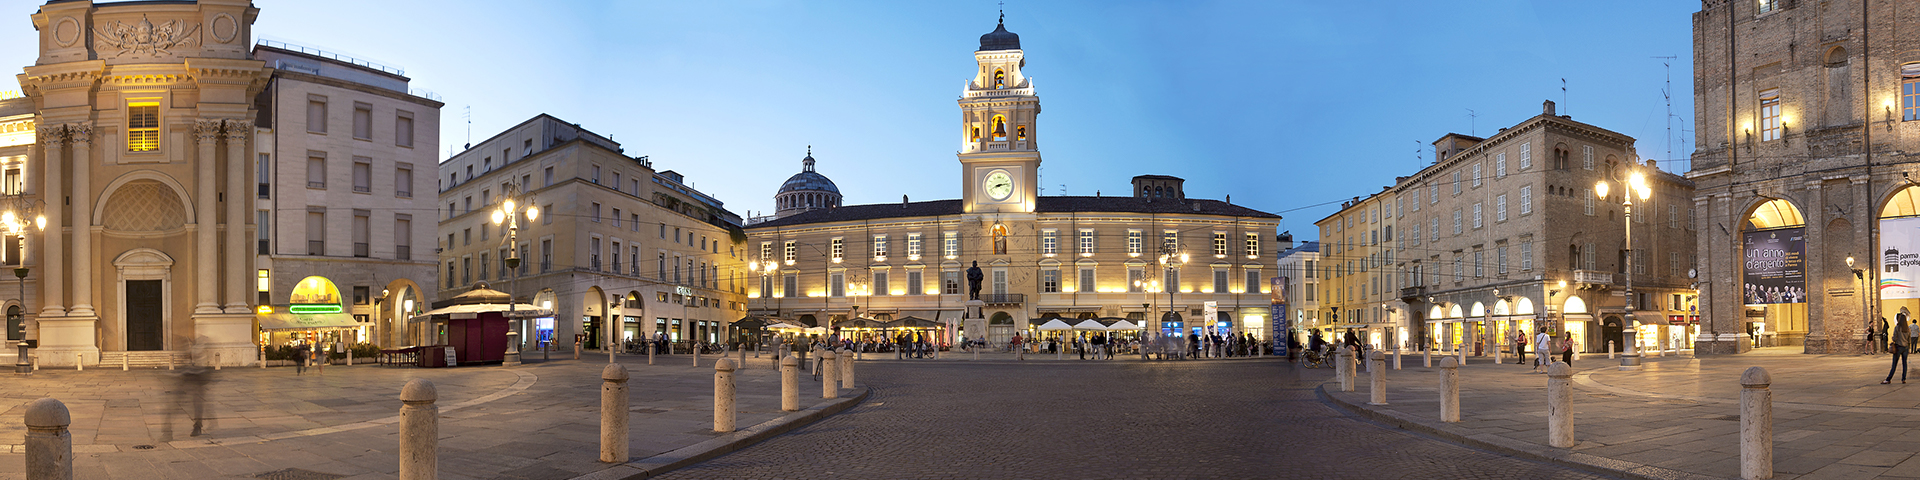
[657,358,1615,479]
[1325,348,1920,480]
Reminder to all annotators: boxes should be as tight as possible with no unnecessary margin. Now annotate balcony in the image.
[1399,286,1425,300]
[981,293,1024,305]
[1574,270,1614,285]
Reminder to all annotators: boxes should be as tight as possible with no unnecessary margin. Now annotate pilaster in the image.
[36,125,63,319]
[193,120,220,315]
[65,122,92,319]
[222,120,249,313]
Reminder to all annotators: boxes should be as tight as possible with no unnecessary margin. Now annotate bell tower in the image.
[958,13,1040,214]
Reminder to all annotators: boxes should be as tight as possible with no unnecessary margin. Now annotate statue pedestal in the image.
[966,300,984,319]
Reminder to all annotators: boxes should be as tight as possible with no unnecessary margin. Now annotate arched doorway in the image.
[989,311,1014,344]
[532,289,557,349]
[1876,186,1920,352]
[581,287,606,350]
[1742,198,1807,348]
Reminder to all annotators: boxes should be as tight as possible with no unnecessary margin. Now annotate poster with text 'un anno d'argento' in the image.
[1879,217,1920,300]
[1742,227,1805,305]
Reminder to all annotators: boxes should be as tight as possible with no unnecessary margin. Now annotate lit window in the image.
[1760,88,1782,141]
[127,102,160,152]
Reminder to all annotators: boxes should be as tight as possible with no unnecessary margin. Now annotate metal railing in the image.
[257,39,405,76]
[980,293,1025,304]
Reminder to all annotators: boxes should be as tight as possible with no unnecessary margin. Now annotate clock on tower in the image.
[958,14,1040,214]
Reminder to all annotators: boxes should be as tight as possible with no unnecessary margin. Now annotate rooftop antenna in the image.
[463,105,472,148]
[1560,78,1568,116]
[1414,140,1425,167]
[1465,109,1477,136]
[1653,56,1678,170]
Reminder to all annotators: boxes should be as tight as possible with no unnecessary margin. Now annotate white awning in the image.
[410,303,552,322]
[1072,319,1108,331]
[1107,319,1142,331]
[1037,319,1076,331]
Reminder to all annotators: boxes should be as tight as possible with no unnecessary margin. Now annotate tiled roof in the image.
[748,196,1277,229]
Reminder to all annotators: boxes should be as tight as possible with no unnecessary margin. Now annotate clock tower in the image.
[958,14,1041,214]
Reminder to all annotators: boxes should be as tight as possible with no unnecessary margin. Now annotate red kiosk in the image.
[415,283,550,366]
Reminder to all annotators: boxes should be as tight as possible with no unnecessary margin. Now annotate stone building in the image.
[435,114,748,353]
[9,0,271,366]
[1274,235,1321,340]
[1321,101,1697,359]
[250,41,441,349]
[743,17,1281,345]
[1688,0,1920,354]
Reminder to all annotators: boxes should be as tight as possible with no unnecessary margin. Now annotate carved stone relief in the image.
[93,15,199,58]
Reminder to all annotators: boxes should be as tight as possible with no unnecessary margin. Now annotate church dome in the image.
[978,15,1021,52]
[777,152,839,195]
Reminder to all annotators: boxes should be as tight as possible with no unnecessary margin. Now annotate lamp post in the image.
[1850,256,1869,354]
[1597,166,1652,370]
[1159,248,1187,354]
[748,260,777,350]
[6,207,43,374]
[492,194,540,366]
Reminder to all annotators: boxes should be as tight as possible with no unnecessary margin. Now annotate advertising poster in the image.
[1742,227,1806,304]
[1880,217,1920,299]
[1271,277,1288,356]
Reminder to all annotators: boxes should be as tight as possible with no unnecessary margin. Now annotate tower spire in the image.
[803,145,815,172]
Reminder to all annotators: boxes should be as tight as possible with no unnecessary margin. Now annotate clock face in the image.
[985,170,1013,201]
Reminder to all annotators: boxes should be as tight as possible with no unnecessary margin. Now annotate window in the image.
[944,271,961,295]
[945,232,960,258]
[874,234,889,259]
[1471,163,1482,187]
[1429,184,1438,204]
[1245,233,1259,258]
[831,237,844,262]
[255,155,269,198]
[1042,230,1057,255]
[1452,209,1462,234]
[784,273,799,297]
[542,204,552,225]
[544,167,554,187]
[307,154,326,189]
[1583,242,1596,270]
[1165,268,1179,293]
[907,233,922,258]
[1905,66,1920,121]
[1497,245,1508,275]
[1670,251,1681,277]
[395,164,412,198]
[1245,269,1261,293]
[1451,172,1462,194]
[1521,240,1533,271]
[1453,254,1463,280]
[590,237,601,271]
[874,271,889,295]
[1583,145,1594,170]
[478,252,489,281]
[1758,0,1778,14]
[306,209,325,255]
[784,241,797,264]
[395,215,412,260]
[613,172,622,190]
[1079,268,1096,292]
[305,97,326,134]
[447,262,455,284]
[395,111,414,147]
[541,239,552,272]
[1043,269,1060,293]
[1079,229,1095,255]
[1162,231,1177,254]
[908,270,923,295]
[1473,203,1483,228]
[1520,142,1532,169]
[1759,88,1782,141]
[591,165,602,184]
[1213,269,1228,293]
[590,203,601,222]
[1520,185,1533,214]
[611,208,621,227]
[352,158,371,193]
[1410,223,1421,247]
[462,256,471,284]
[830,273,845,297]
[1495,195,1507,222]
[1431,218,1439,241]
[1584,188,1595,215]
[1496,153,1507,178]
[1123,230,1140,256]
[611,241,621,272]
[1670,204,1679,228]
[256,210,271,254]
[352,103,372,140]
[1213,232,1228,257]
[351,210,369,257]
[631,214,639,232]
[1304,260,1316,279]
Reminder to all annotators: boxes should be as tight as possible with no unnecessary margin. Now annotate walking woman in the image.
[1560,332,1574,367]
[1886,315,1911,384]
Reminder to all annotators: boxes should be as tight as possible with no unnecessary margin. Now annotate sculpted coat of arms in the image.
[93,15,199,57]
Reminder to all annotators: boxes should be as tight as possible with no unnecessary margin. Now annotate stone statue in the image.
[966,261,984,300]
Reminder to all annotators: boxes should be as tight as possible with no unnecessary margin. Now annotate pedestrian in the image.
[291,343,306,376]
[1560,332,1574,367]
[1533,328,1550,373]
[1513,329,1527,364]
[1886,315,1911,384]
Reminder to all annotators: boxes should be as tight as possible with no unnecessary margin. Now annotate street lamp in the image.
[1597,167,1652,370]
[1850,256,1871,354]
[492,194,540,365]
[6,206,43,374]
[748,260,777,348]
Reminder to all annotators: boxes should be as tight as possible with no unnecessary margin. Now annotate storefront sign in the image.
[1880,217,1920,299]
[1667,315,1698,325]
[1742,227,1805,304]
[443,346,458,367]
[1271,303,1287,356]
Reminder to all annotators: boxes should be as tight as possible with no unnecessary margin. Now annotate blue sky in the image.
[2,1,1699,238]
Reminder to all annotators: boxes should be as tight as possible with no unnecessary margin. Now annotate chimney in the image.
[1645,159,1657,170]
[1543,99,1556,116]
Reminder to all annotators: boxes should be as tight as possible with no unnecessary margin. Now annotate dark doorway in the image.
[1600,316,1624,352]
[582,315,602,349]
[126,280,163,351]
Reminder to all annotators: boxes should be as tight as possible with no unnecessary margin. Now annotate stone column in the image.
[192,120,222,315]
[222,121,250,313]
[1742,367,1772,480]
[714,358,736,433]
[601,364,629,463]
[399,379,437,480]
[25,397,70,480]
[820,350,838,399]
[64,123,91,319]
[780,354,799,412]
[1548,361,1573,448]
[1439,356,1459,422]
[37,126,63,319]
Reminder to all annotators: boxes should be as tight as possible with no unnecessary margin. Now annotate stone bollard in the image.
[1547,361,1574,448]
[1368,350,1387,406]
[1609,340,1616,360]
[780,355,800,412]
[1439,356,1460,422]
[1457,345,1466,365]
[25,397,72,480]
[820,351,839,399]
[122,355,128,371]
[648,343,655,365]
[1393,348,1402,370]
[839,351,854,390]
[1424,348,1432,368]
[399,379,438,480]
[738,344,747,371]
[1742,367,1773,480]
[600,364,630,463]
[694,345,701,367]
[714,358,737,433]
[1337,351,1354,392]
